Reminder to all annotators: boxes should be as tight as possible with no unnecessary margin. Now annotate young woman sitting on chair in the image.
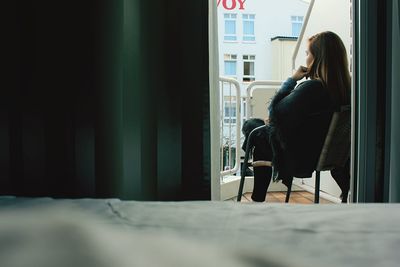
[243,31,351,202]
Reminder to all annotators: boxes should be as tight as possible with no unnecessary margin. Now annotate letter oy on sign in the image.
[217,0,246,10]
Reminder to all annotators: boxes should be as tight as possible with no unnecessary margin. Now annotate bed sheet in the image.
[0,197,399,267]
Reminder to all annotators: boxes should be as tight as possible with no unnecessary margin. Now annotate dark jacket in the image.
[268,78,336,181]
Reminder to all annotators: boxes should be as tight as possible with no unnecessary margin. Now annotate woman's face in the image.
[305,42,314,68]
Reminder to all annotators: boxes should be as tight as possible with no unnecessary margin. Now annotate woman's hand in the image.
[291,66,309,81]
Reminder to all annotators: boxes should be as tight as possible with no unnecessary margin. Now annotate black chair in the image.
[237,105,351,203]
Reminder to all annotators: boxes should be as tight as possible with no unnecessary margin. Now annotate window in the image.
[224,54,237,76]
[243,55,255,82]
[242,14,255,41]
[224,14,237,41]
[224,96,237,124]
[291,16,304,37]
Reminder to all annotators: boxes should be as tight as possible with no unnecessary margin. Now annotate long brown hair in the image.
[307,31,351,106]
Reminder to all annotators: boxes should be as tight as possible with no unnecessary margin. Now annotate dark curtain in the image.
[353,0,400,202]
[1,0,210,200]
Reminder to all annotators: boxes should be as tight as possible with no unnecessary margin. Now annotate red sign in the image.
[217,0,246,10]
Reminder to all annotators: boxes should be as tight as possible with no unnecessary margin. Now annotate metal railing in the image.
[219,77,241,177]
[219,78,283,179]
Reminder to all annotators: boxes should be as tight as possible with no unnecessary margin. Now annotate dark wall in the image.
[1,0,210,200]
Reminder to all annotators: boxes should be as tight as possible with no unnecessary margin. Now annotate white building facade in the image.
[218,0,309,85]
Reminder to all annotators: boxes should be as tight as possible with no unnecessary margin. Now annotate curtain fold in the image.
[389,0,400,202]
[2,0,210,200]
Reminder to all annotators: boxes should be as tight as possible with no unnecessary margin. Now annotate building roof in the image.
[270,36,299,41]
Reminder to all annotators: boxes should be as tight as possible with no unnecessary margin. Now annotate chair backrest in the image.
[315,105,351,171]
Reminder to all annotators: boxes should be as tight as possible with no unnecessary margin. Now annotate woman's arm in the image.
[269,64,331,130]
[268,78,297,113]
[268,66,308,113]
[269,79,327,130]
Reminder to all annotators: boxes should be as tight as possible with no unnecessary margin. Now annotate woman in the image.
[248,31,351,202]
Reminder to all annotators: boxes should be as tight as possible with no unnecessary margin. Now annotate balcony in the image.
[218,77,344,203]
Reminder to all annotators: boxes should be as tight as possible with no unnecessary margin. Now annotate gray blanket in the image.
[1,197,399,267]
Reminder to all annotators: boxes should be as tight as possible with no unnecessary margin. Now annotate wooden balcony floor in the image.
[229,191,334,204]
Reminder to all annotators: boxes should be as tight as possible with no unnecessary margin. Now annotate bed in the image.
[1,197,399,267]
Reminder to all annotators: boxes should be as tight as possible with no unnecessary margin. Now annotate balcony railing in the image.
[219,77,241,177]
[219,78,282,179]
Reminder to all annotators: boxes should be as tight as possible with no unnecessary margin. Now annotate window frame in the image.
[242,55,256,82]
[242,14,256,42]
[223,96,237,124]
[291,15,304,37]
[224,13,238,42]
[223,54,237,77]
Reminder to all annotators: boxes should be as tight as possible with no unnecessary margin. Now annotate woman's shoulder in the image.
[295,79,325,95]
[297,79,324,88]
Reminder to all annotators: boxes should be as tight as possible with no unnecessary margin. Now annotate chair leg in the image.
[237,165,246,202]
[285,179,293,203]
[237,138,252,202]
[314,171,320,203]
